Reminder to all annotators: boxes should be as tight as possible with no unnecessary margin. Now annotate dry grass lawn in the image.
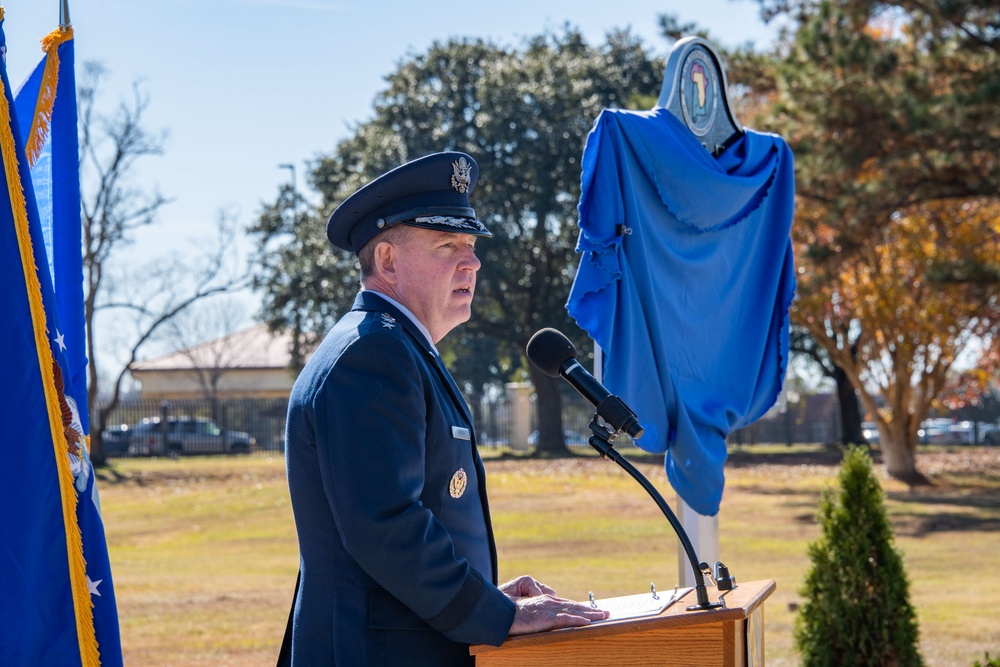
[95,444,1000,665]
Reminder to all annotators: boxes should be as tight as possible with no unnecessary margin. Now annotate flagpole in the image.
[60,0,71,30]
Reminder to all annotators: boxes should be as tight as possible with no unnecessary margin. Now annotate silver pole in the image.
[60,0,72,29]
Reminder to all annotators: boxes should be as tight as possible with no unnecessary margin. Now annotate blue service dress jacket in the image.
[284,291,516,666]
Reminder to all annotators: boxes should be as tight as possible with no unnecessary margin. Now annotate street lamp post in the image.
[279,163,296,191]
[784,390,800,447]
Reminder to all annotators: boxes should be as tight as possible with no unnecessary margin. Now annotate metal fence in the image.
[96,398,290,458]
[95,393,998,459]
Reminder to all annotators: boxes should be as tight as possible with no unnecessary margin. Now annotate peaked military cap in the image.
[327,151,493,254]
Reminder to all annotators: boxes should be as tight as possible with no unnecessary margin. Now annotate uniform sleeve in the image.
[312,329,515,645]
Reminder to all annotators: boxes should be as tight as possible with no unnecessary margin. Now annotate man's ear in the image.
[373,240,397,283]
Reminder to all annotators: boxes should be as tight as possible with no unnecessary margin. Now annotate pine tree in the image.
[795,446,923,666]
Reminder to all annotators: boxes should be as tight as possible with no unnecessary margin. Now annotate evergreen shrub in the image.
[795,446,923,666]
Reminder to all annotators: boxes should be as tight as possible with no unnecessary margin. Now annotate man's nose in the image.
[461,248,481,271]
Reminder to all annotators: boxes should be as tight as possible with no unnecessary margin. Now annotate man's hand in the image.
[499,575,556,599]
[508,594,610,636]
[500,574,610,635]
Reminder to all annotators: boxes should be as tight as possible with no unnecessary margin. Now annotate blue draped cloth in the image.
[566,107,796,516]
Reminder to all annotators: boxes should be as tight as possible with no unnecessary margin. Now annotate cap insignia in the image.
[380,313,396,330]
[449,468,467,498]
[451,157,472,193]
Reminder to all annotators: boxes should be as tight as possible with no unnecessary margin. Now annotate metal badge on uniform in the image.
[449,468,467,499]
[451,157,472,193]
[451,426,471,440]
[380,313,396,329]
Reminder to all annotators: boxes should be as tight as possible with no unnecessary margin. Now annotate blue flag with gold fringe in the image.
[14,17,89,435]
[0,11,122,666]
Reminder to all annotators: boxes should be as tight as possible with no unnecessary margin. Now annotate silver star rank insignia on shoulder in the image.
[380,313,396,329]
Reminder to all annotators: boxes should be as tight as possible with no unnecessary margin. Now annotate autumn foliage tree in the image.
[753,0,1000,483]
[795,198,1000,482]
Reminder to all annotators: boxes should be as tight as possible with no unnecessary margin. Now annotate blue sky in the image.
[4,0,778,371]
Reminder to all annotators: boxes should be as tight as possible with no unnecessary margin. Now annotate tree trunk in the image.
[528,365,568,456]
[834,366,865,445]
[89,404,111,467]
[881,416,930,486]
[85,272,106,467]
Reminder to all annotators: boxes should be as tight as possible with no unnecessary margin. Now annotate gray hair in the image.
[357,224,412,284]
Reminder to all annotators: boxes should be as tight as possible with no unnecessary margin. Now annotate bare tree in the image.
[79,64,249,463]
[161,296,255,406]
[80,63,168,410]
[93,212,250,461]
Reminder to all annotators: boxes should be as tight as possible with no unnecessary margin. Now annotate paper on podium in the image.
[589,586,693,622]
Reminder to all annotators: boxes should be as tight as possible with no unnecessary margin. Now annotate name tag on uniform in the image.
[451,426,471,440]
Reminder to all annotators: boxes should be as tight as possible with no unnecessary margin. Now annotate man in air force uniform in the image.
[282,151,606,666]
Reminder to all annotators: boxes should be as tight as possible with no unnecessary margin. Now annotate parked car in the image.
[918,418,999,445]
[126,416,255,456]
[946,420,977,444]
[919,418,954,444]
[100,424,132,456]
[951,421,999,445]
[861,422,880,444]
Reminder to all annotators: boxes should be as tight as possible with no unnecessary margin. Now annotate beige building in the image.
[129,324,302,401]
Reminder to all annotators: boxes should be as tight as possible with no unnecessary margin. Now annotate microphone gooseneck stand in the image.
[586,416,724,611]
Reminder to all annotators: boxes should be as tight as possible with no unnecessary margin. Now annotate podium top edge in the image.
[470,579,776,656]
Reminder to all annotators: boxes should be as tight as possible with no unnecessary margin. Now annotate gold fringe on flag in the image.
[24,26,74,168]
[0,64,101,667]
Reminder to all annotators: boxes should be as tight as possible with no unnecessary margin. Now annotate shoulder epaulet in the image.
[356,310,404,339]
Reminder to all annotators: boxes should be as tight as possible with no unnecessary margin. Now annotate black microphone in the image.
[526,328,724,610]
[526,328,644,439]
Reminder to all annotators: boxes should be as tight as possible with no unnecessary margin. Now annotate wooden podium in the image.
[470,579,775,667]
